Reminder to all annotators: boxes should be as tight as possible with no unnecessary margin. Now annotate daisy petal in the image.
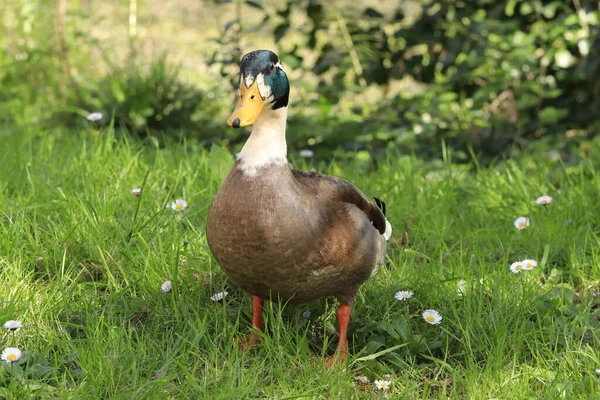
[299,149,314,158]
[374,379,391,391]
[422,309,442,325]
[522,259,538,270]
[394,291,414,301]
[535,195,553,206]
[514,217,530,230]
[161,280,172,293]
[3,320,22,331]
[510,261,524,274]
[86,112,103,122]
[1,347,22,363]
[210,291,229,302]
[170,199,188,212]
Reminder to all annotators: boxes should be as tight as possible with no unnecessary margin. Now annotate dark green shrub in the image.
[94,55,213,138]
[247,0,600,161]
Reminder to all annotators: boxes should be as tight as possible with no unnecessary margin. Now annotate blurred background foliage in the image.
[1,0,599,163]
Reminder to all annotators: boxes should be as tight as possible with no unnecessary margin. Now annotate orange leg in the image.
[326,303,351,366]
[252,296,264,332]
[234,296,264,350]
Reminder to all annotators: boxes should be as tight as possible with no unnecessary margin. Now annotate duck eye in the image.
[250,94,255,100]
[269,63,275,72]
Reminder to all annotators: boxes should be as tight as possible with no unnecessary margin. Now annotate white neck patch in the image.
[237,107,288,177]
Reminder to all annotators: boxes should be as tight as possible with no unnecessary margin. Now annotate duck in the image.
[206,50,392,363]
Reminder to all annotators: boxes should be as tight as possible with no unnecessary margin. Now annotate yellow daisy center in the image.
[516,265,522,270]
[7,354,16,361]
[541,199,547,204]
[526,263,532,268]
[381,382,388,387]
[175,204,183,210]
[426,315,436,322]
[519,222,526,228]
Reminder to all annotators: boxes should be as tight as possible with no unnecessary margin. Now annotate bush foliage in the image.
[1,0,599,160]
[255,0,600,160]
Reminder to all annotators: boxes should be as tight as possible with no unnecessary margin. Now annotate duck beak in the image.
[227,82,265,128]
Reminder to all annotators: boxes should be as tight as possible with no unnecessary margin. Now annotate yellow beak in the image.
[227,81,265,128]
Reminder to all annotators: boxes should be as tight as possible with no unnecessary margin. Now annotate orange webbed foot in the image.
[233,331,263,351]
[234,296,265,351]
[325,348,348,367]
[325,303,351,367]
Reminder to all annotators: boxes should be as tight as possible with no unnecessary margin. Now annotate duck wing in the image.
[291,170,387,235]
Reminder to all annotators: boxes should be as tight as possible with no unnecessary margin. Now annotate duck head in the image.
[227,50,290,128]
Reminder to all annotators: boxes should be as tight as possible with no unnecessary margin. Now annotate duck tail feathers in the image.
[373,197,386,216]
[383,219,392,241]
[374,197,392,241]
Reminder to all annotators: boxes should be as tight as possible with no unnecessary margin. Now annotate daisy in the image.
[1,347,22,363]
[131,188,142,196]
[510,261,524,274]
[161,280,172,293]
[394,291,414,301]
[514,217,530,230]
[422,309,442,325]
[86,112,103,122]
[522,259,537,270]
[170,199,187,212]
[596,368,600,374]
[456,280,467,296]
[210,291,228,302]
[374,379,391,391]
[299,149,314,158]
[535,196,553,206]
[3,320,22,331]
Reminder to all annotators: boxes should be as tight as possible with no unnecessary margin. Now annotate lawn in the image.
[1,127,599,398]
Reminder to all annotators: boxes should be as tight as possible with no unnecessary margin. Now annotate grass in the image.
[1,125,599,398]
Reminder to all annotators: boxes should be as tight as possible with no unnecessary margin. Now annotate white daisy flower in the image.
[596,368,600,374]
[535,195,553,206]
[514,217,530,230]
[3,320,22,331]
[394,291,414,301]
[210,291,228,302]
[456,280,467,296]
[299,149,314,158]
[170,199,187,212]
[522,259,537,270]
[131,188,142,196]
[374,379,391,391]
[86,112,103,122]
[161,280,172,293]
[510,261,524,274]
[1,347,22,363]
[422,309,442,325]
